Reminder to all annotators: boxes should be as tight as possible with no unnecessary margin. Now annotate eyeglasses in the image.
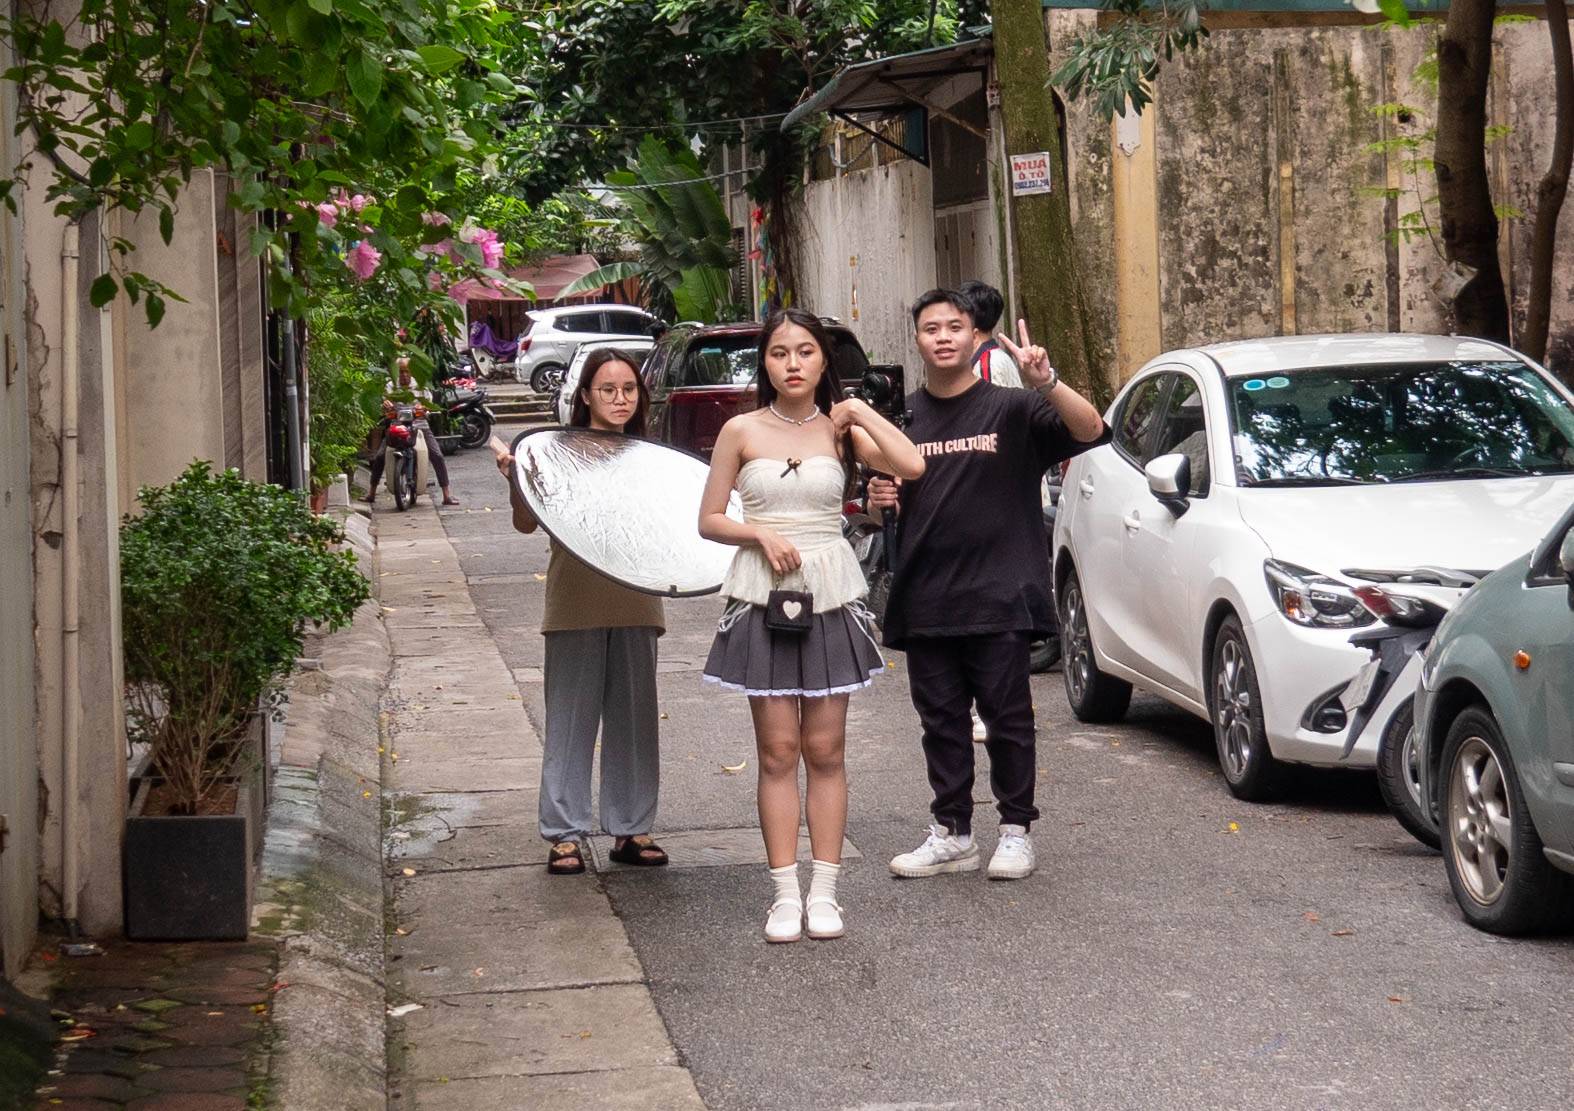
[592,384,640,400]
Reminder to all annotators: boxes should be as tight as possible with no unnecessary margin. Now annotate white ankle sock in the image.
[808,859,841,906]
[769,862,800,906]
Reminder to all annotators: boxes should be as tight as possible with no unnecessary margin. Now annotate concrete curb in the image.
[254,506,390,1111]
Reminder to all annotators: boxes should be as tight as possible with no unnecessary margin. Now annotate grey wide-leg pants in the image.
[539,626,661,843]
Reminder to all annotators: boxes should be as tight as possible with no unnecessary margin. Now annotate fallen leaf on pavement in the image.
[362,790,372,799]
[533,573,547,581]
[1303,911,1321,923]
[1332,928,1356,937]
[401,868,417,877]
[1387,995,1406,1003]
[1226,821,1240,833]
[388,1003,423,1018]
[659,713,669,720]
[721,760,748,774]
[473,968,485,977]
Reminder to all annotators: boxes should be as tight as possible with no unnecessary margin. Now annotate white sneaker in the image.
[765,897,803,943]
[971,708,988,743]
[805,896,844,940]
[987,824,1035,880]
[889,823,980,878]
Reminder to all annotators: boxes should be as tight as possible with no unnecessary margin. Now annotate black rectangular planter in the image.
[123,777,256,942]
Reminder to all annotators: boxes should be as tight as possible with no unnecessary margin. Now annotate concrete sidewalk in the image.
[378,501,703,1110]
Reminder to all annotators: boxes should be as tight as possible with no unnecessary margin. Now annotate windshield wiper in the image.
[1391,466,1535,483]
[1242,475,1367,487]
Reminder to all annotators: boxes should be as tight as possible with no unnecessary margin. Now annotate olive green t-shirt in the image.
[541,542,666,634]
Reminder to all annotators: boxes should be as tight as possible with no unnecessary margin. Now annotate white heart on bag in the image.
[781,600,802,620]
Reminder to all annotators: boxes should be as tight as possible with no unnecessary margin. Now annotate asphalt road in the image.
[432,429,1574,1111]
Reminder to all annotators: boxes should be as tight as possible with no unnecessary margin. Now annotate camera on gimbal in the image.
[850,362,909,428]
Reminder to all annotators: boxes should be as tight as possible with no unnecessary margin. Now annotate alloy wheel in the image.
[1401,725,1423,810]
[1214,638,1255,779]
[1447,736,1513,906]
[1063,582,1093,705]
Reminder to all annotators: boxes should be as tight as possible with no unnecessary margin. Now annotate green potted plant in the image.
[120,461,370,939]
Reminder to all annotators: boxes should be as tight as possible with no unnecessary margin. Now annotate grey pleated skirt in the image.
[702,599,885,698]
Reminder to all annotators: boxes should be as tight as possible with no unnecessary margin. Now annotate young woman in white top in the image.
[699,308,924,943]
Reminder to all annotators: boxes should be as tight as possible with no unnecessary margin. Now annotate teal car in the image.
[1416,500,1574,934]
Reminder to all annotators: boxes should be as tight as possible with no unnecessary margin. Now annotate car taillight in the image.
[517,337,531,354]
[1351,585,1446,628]
[387,424,412,442]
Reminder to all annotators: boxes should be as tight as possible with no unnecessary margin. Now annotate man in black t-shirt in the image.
[871,289,1109,881]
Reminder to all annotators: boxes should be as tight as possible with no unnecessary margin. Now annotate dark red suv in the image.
[642,320,870,457]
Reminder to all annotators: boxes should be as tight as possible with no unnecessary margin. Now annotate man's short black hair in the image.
[958,280,1005,333]
[910,288,973,328]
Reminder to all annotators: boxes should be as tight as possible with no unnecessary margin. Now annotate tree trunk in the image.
[992,0,1103,399]
[1525,0,1573,366]
[1434,0,1511,343]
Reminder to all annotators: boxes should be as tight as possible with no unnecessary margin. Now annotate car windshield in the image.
[1228,360,1574,485]
[680,333,869,389]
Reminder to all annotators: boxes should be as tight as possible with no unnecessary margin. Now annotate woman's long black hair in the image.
[754,307,854,494]
[569,348,650,437]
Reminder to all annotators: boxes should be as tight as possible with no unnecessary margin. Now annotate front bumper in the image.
[1244,610,1414,768]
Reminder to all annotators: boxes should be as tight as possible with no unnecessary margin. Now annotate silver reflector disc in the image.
[510,428,742,597]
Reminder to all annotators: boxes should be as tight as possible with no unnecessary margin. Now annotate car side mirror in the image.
[1145,453,1191,517]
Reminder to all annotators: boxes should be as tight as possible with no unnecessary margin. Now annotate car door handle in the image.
[1079,479,1096,499]
[1122,511,1141,531]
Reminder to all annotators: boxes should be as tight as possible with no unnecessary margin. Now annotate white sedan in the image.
[554,337,656,425]
[1052,333,1574,802]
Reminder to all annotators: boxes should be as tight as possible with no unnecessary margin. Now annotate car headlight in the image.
[1263,559,1375,629]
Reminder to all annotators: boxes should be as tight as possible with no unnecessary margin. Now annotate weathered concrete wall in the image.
[26,202,127,936]
[1051,14,1574,385]
[0,48,39,981]
[800,160,937,375]
[119,169,227,497]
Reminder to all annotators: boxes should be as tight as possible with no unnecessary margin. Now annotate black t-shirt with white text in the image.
[882,379,1110,649]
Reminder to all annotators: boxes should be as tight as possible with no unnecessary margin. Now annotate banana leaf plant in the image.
[562,135,744,323]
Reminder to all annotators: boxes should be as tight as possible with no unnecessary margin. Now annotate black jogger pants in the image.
[905,631,1039,836]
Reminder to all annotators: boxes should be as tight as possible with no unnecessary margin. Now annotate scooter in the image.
[843,499,889,624]
[434,380,495,450]
[1342,576,1471,849]
[383,403,431,512]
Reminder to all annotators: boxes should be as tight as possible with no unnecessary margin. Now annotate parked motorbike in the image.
[843,500,889,624]
[434,379,495,450]
[383,403,431,512]
[1031,473,1064,673]
[1342,580,1461,849]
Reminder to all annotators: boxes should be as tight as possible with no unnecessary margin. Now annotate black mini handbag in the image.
[764,588,814,634]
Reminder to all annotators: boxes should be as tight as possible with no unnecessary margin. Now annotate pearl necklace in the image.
[768,402,820,426]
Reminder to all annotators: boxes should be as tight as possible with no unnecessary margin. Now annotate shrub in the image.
[121,462,371,814]
[307,299,386,491]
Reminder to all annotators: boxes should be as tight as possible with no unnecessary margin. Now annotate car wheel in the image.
[531,362,566,394]
[1376,699,1440,849]
[1029,637,1061,673]
[1058,567,1131,723]
[1208,615,1288,802]
[1440,707,1574,935]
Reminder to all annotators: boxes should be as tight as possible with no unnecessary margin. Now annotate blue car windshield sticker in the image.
[1266,376,1291,389]
[1242,379,1267,392]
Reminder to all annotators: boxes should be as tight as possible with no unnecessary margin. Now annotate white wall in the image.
[800,160,938,377]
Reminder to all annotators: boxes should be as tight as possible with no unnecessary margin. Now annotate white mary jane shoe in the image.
[804,895,844,940]
[765,897,804,943]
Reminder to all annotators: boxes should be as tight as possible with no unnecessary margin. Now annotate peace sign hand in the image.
[995,318,1057,391]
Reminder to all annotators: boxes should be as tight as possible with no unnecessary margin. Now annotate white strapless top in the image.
[720,456,867,613]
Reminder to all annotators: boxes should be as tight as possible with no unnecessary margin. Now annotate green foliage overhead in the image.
[1051,0,1209,119]
[1,0,524,350]
[121,462,371,813]
[561,136,742,322]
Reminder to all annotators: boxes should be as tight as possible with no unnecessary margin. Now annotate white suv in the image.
[1053,334,1574,804]
[510,304,656,393]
